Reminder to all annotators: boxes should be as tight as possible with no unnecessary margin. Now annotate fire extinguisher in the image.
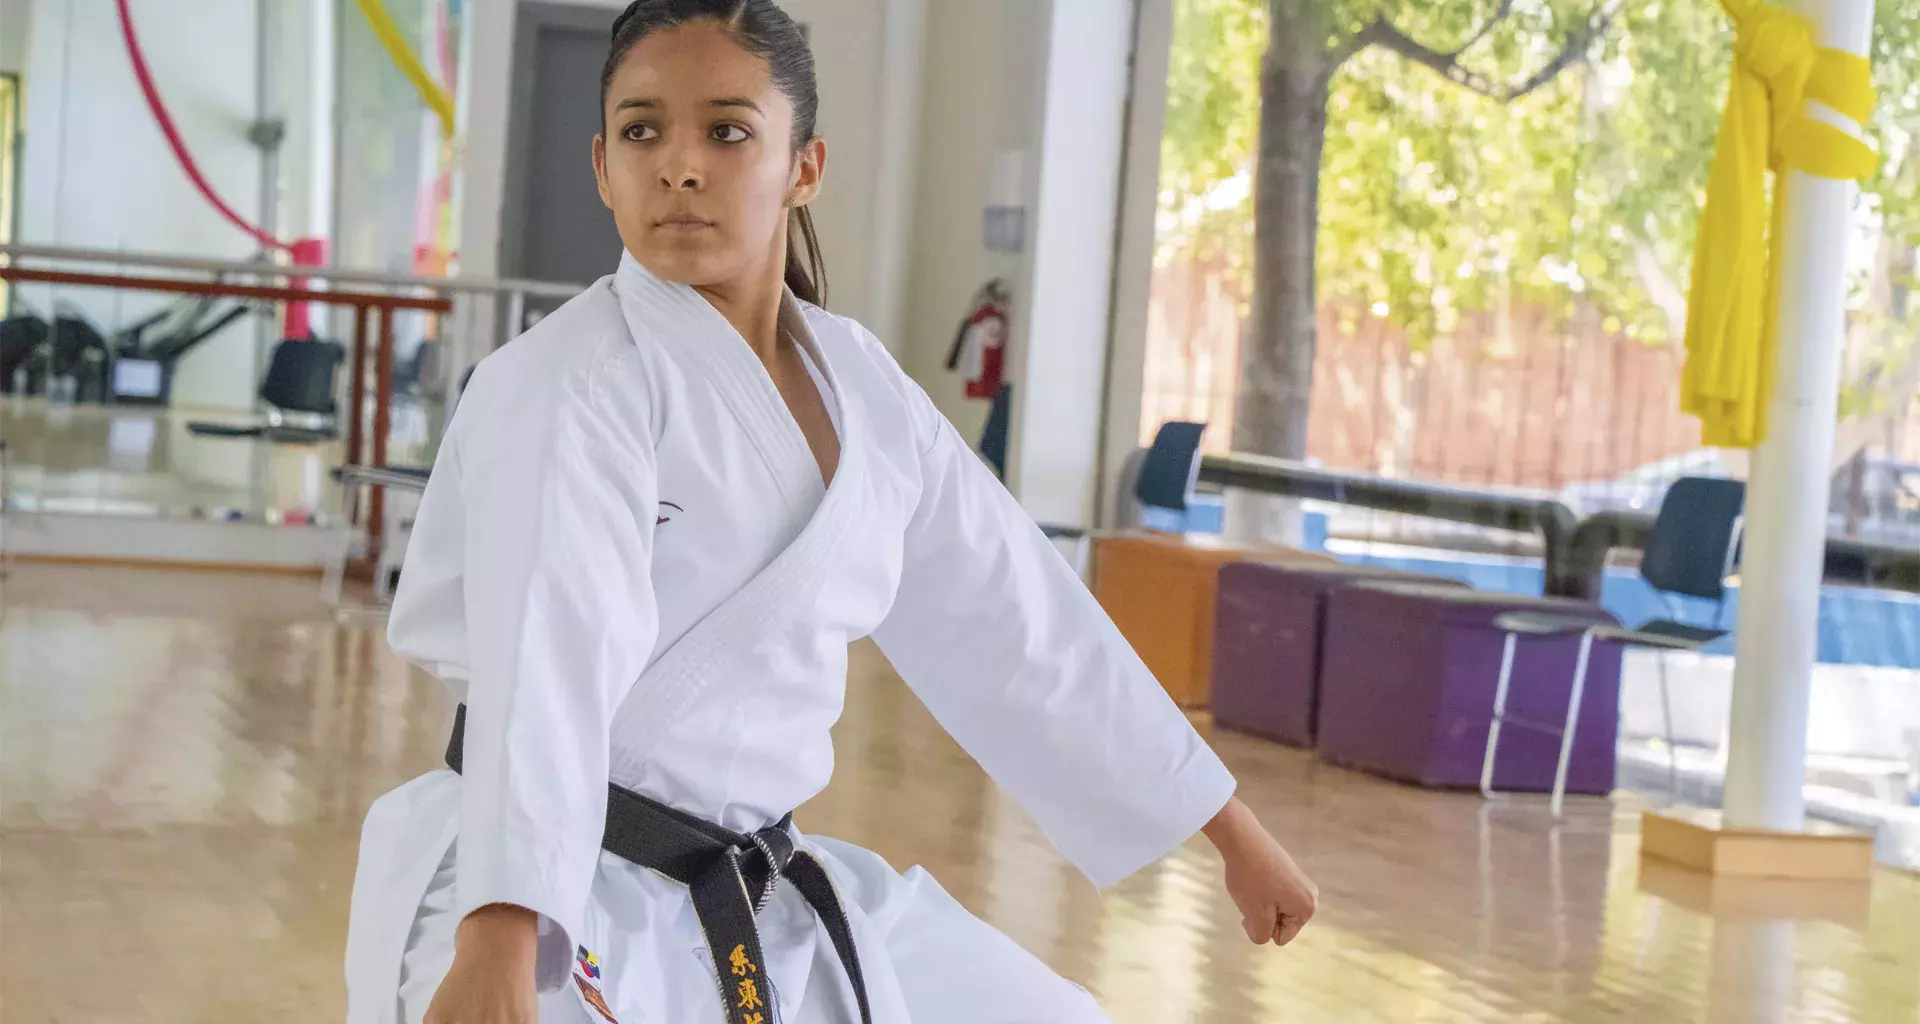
[945,279,1009,400]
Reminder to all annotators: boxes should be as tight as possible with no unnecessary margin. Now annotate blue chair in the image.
[1035,420,1225,545]
[1481,476,1746,812]
[1131,421,1225,534]
[978,381,1012,479]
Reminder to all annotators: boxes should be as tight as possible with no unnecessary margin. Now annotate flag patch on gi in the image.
[573,973,619,1024]
[573,946,616,1023]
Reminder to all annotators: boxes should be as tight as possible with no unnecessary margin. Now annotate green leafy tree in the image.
[1163,0,1920,461]
[1238,0,1623,459]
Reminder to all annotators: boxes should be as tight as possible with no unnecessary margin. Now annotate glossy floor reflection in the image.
[1,395,437,519]
[3,564,1917,1023]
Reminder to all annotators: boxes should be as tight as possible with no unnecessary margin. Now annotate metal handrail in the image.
[0,243,587,299]
[1198,452,1583,596]
[0,266,451,312]
[1196,452,1920,599]
[1565,509,1920,599]
[333,464,434,491]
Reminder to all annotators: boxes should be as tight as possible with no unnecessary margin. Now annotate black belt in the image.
[445,705,873,1024]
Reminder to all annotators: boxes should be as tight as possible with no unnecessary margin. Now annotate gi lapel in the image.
[606,257,868,781]
[613,254,825,508]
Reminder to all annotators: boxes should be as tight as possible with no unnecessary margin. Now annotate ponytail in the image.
[784,206,827,307]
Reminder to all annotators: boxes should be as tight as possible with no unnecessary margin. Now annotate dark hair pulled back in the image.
[602,0,827,306]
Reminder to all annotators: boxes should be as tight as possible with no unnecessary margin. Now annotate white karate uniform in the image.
[343,254,1237,1024]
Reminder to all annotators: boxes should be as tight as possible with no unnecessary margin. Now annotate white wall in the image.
[896,0,1051,440]
[782,0,924,346]
[16,0,270,410]
[894,0,1143,529]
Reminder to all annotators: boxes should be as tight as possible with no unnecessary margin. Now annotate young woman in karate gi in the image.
[343,2,1317,1022]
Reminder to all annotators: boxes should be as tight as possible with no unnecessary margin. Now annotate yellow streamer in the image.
[355,0,456,138]
[1680,0,1875,448]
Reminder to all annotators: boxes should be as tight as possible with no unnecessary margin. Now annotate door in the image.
[500,3,625,326]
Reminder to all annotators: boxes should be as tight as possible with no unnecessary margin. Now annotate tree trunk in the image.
[1236,40,1332,460]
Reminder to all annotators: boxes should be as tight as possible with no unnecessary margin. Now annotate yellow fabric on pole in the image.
[355,0,456,139]
[1680,0,1874,448]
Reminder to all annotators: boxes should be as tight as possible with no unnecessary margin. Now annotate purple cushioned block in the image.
[1211,562,1464,747]
[1315,580,1623,793]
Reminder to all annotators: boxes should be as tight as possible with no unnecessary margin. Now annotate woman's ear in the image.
[592,133,613,210]
[788,137,827,208]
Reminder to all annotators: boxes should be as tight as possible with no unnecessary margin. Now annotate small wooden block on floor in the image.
[1640,806,1876,882]
[1091,532,1334,708]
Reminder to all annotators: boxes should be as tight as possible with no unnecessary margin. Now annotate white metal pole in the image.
[309,0,336,248]
[1721,0,1875,832]
[1710,920,1795,1024]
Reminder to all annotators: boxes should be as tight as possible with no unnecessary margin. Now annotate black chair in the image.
[188,338,345,444]
[1481,475,1746,810]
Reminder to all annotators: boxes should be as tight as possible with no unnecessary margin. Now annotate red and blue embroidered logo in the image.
[576,945,601,980]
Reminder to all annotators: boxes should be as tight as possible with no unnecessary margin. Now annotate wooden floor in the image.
[3,564,1917,1024]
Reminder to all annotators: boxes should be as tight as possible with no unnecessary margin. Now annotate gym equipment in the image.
[0,314,48,394]
[45,314,110,403]
[3,294,262,404]
[108,294,259,405]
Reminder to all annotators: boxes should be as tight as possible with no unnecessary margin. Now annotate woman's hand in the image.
[1202,797,1318,945]
[424,904,542,1024]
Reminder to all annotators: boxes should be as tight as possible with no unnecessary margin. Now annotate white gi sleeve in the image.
[404,354,659,988]
[871,390,1237,890]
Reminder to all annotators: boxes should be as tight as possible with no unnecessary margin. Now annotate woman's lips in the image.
[655,213,715,231]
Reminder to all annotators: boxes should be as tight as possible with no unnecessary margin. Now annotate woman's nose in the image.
[659,147,704,190]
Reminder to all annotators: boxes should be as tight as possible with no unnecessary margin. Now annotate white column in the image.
[446,0,513,392]
[1709,920,1795,1024]
[1009,0,1136,526]
[1098,0,1174,528]
[307,0,335,246]
[1721,0,1875,831]
[861,0,928,349]
[451,0,511,279]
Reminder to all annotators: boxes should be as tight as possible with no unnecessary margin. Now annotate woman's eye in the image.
[712,124,750,143]
[622,123,658,142]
